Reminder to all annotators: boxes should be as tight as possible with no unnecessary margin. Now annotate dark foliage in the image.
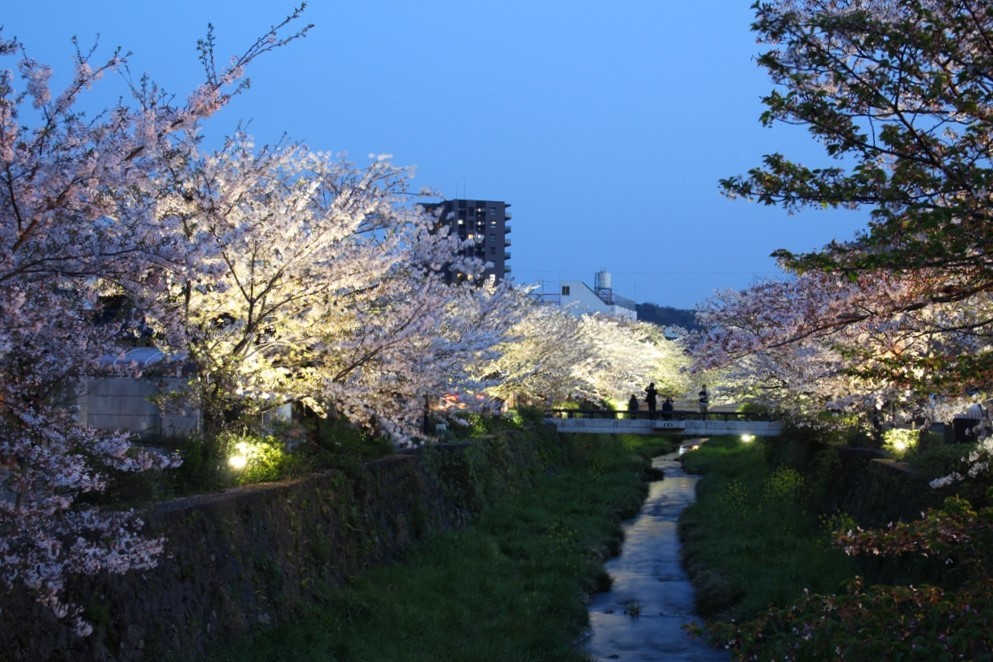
[636,302,700,331]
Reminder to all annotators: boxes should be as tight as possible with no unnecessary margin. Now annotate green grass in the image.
[679,437,856,621]
[202,434,675,661]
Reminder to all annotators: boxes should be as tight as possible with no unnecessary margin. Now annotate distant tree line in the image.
[636,303,700,331]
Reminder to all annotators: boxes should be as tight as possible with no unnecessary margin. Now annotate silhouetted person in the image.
[661,397,674,420]
[627,394,639,419]
[698,385,709,417]
[644,382,658,419]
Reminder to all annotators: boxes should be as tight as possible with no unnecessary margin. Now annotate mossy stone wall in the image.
[763,437,942,528]
[833,450,939,528]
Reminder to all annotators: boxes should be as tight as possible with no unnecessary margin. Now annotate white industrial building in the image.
[535,271,637,321]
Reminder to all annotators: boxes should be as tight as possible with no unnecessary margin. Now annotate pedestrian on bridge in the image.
[698,385,709,417]
[627,394,639,419]
[644,382,658,419]
[662,397,674,419]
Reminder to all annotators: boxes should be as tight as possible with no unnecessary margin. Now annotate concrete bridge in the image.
[545,409,782,437]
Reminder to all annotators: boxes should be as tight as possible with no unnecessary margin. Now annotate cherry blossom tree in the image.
[483,300,589,405]
[480,308,690,409]
[692,270,987,428]
[727,0,993,272]
[571,315,692,405]
[482,303,693,409]
[721,0,993,391]
[695,1,993,652]
[699,0,993,423]
[313,268,530,445]
[0,10,309,635]
[133,128,530,444]
[136,134,450,432]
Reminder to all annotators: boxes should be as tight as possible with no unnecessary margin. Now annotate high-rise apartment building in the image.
[422,199,512,282]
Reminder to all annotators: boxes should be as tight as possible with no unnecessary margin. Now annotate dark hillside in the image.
[636,302,700,331]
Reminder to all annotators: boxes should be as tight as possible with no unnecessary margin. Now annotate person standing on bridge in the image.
[698,385,709,417]
[644,382,658,420]
[662,397,674,420]
[627,394,639,419]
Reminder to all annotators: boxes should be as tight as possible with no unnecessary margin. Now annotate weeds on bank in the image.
[679,437,855,621]
[683,436,993,658]
[204,434,675,662]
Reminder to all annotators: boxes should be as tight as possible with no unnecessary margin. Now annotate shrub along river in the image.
[581,446,728,661]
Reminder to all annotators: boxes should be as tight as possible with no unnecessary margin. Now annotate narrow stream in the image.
[581,447,728,661]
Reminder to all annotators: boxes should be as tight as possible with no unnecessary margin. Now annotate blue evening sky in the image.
[1,1,867,309]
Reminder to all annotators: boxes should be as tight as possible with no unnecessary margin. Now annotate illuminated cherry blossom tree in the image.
[312,264,529,444]
[701,0,993,422]
[137,134,448,430]
[0,10,308,635]
[483,300,589,405]
[486,306,692,409]
[572,315,692,405]
[693,269,988,428]
[132,128,531,444]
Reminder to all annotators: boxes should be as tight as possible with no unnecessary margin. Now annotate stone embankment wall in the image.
[764,437,943,527]
[832,449,939,528]
[0,427,571,661]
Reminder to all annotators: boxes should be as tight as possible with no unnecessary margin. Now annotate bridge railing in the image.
[544,409,778,423]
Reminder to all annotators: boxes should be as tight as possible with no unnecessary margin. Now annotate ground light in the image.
[883,428,918,457]
[227,441,251,470]
[741,434,756,443]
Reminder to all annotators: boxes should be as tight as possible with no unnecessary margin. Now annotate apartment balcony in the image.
[504,237,511,247]
[504,252,511,261]
[504,225,512,234]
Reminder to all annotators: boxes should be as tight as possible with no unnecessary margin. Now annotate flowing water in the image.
[581,447,729,661]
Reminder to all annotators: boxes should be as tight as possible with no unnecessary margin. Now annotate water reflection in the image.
[581,449,728,661]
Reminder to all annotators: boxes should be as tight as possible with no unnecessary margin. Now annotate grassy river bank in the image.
[204,433,676,661]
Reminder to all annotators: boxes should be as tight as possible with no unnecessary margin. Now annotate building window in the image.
[561,286,570,295]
